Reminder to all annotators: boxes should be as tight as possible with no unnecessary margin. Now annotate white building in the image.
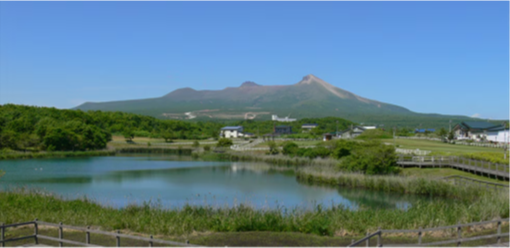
[271,115,296,122]
[486,126,509,143]
[220,126,244,138]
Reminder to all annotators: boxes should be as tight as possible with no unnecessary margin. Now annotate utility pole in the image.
[393,126,396,146]
[449,120,452,133]
[504,122,507,160]
[336,120,338,138]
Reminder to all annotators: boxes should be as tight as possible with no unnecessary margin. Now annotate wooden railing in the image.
[0,219,199,247]
[441,175,509,191]
[397,155,509,179]
[349,218,509,247]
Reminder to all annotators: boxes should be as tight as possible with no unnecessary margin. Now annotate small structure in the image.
[453,121,501,141]
[415,128,436,134]
[486,126,509,143]
[340,126,375,139]
[274,125,292,135]
[220,126,244,138]
[301,123,318,132]
[271,115,297,122]
[323,133,333,141]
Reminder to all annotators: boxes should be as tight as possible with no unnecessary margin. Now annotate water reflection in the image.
[0,156,443,210]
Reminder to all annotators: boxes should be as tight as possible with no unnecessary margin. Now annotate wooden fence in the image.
[349,218,509,247]
[0,219,199,247]
[441,175,509,192]
[397,155,509,180]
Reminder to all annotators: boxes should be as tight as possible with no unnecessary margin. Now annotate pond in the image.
[0,155,442,210]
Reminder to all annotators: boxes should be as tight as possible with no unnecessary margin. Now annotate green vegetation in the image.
[401,168,507,184]
[356,129,393,140]
[216,138,233,147]
[0,150,115,160]
[1,185,507,238]
[269,140,400,175]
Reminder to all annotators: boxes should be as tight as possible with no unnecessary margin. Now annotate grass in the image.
[3,226,509,247]
[254,140,322,148]
[381,138,505,154]
[1,172,508,238]
[401,168,508,184]
[0,150,115,160]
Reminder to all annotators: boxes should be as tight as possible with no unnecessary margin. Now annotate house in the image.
[220,126,244,138]
[486,126,509,143]
[301,123,318,132]
[271,115,297,122]
[415,128,436,134]
[453,121,501,141]
[274,125,292,135]
[340,126,375,139]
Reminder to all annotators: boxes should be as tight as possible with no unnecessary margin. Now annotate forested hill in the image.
[0,104,354,152]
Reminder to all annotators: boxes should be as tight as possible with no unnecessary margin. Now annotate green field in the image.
[381,139,505,154]
[401,168,508,184]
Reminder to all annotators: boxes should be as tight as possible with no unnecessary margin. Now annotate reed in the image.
[0,188,507,237]
[0,150,116,160]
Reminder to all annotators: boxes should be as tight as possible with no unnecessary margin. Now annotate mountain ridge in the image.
[74,74,477,127]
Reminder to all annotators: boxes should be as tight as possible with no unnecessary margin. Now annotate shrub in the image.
[267,141,280,155]
[203,145,211,152]
[216,138,233,148]
[281,141,299,155]
[338,141,400,175]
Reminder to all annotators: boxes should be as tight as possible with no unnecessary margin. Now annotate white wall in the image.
[221,130,243,138]
[487,130,509,143]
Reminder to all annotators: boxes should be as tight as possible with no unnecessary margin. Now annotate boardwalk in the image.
[397,156,509,180]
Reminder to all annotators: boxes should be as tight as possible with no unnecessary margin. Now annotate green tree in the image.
[216,138,233,147]
[192,140,200,149]
[162,130,174,143]
[123,128,135,142]
[267,141,279,155]
[281,141,298,155]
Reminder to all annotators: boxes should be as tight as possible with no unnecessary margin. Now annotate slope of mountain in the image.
[74,74,475,127]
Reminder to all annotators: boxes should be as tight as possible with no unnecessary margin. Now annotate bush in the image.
[203,145,211,152]
[192,141,200,149]
[266,141,280,155]
[338,141,400,175]
[216,138,233,148]
[281,141,299,155]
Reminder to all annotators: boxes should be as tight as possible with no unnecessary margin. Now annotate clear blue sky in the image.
[0,1,508,119]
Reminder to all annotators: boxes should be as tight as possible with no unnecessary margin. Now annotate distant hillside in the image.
[75,74,483,128]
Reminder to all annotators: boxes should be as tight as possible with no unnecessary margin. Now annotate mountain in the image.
[74,74,476,127]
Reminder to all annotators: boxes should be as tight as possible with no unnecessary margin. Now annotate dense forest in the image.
[0,104,354,152]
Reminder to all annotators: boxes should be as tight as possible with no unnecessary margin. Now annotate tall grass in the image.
[0,150,116,160]
[295,169,489,202]
[1,188,507,237]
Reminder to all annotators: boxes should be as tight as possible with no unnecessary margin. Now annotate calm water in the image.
[0,155,439,210]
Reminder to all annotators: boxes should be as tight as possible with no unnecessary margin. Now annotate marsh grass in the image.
[0,150,116,160]
[1,186,507,238]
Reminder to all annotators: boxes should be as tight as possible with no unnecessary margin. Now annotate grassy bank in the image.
[0,188,507,238]
[0,150,116,160]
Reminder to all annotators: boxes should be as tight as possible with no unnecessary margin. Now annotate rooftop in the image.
[461,121,500,130]
[221,126,243,130]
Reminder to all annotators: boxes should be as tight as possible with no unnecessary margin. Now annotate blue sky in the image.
[0,1,508,119]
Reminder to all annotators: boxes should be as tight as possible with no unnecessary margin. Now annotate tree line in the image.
[0,104,355,152]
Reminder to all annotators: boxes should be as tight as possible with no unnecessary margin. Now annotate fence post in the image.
[86,226,90,244]
[457,222,461,247]
[1,223,4,248]
[418,227,422,245]
[366,231,370,247]
[497,220,501,244]
[149,235,153,247]
[377,227,381,247]
[186,240,189,245]
[34,219,38,245]
[59,222,63,247]
[116,230,120,247]
[351,239,355,245]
